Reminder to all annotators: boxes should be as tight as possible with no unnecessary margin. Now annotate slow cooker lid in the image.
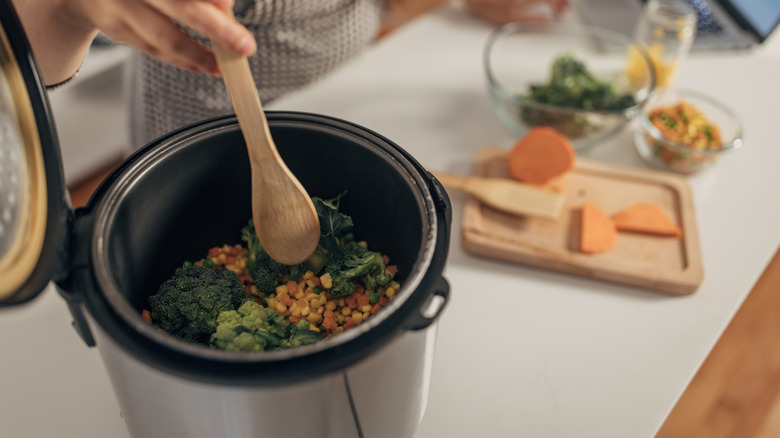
[0,0,67,306]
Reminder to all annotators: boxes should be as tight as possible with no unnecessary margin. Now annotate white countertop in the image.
[2,3,780,437]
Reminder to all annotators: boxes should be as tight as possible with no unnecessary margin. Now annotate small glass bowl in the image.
[634,88,743,174]
[483,21,656,150]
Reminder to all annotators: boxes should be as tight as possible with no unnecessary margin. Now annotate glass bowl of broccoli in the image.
[483,21,656,150]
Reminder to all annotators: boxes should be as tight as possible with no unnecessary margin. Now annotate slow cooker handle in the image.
[405,276,450,331]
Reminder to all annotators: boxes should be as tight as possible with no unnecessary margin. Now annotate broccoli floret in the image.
[210,301,321,352]
[283,320,322,349]
[148,264,245,344]
[241,219,293,293]
[326,241,392,298]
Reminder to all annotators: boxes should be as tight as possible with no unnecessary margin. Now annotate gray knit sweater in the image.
[128,0,383,149]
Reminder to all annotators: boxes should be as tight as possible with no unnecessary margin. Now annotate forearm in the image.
[11,0,98,86]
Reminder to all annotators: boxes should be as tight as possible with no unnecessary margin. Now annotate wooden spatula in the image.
[432,171,564,219]
[211,15,320,265]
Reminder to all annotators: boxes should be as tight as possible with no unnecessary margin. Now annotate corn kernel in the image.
[301,307,310,317]
[325,301,337,311]
[390,281,400,290]
[294,291,304,300]
[307,313,320,324]
[358,241,368,248]
[275,284,288,295]
[275,303,287,314]
[320,273,333,289]
[317,306,325,315]
[303,270,314,280]
[352,312,364,324]
[360,305,372,313]
[386,287,396,298]
[341,307,352,316]
[363,311,370,319]
[338,298,346,307]
[291,306,302,317]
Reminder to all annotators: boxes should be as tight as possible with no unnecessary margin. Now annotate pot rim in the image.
[80,112,448,383]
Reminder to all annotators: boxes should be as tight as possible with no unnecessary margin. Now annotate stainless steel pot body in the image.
[66,113,451,438]
[92,316,440,438]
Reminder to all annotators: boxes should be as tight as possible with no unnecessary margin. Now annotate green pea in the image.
[313,286,323,294]
[203,259,215,269]
[369,292,379,304]
[182,261,193,269]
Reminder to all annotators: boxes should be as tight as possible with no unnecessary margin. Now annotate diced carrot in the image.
[311,276,321,287]
[286,281,299,295]
[612,202,682,238]
[322,310,337,331]
[382,254,390,264]
[507,126,576,185]
[357,294,371,307]
[580,202,618,254]
[385,265,398,277]
[370,303,382,315]
[208,247,221,258]
[229,245,242,255]
[225,255,236,264]
[346,294,358,308]
[379,296,389,306]
[141,309,152,323]
[278,292,294,307]
[344,317,356,330]
[296,298,308,309]
[354,284,365,295]
[288,316,300,325]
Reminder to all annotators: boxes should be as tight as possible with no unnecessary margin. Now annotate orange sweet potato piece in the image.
[580,202,618,254]
[507,127,576,185]
[612,202,682,238]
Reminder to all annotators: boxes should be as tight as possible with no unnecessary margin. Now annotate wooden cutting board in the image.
[461,147,704,295]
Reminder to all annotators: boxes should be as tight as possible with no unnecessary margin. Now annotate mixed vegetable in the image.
[518,54,637,138]
[645,100,723,172]
[141,192,400,352]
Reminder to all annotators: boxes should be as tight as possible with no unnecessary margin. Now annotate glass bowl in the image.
[633,88,743,174]
[483,21,656,150]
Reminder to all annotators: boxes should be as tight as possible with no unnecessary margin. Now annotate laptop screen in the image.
[722,0,780,41]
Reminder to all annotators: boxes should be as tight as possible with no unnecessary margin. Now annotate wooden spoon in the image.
[211,21,320,265]
[431,171,565,219]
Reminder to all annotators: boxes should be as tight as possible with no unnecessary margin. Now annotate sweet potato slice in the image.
[507,127,576,185]
[580,202,618,254]
[612,202,682,238]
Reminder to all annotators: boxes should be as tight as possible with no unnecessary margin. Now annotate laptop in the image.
[575,0,780,50]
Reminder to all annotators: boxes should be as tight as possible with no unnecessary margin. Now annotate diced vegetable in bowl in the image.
[633,88,743,174]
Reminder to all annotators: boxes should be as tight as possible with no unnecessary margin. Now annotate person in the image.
[12,0,567,149]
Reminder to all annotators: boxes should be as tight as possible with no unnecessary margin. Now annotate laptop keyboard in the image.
[683,0,725,34]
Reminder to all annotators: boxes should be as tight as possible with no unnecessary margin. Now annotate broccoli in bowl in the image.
[518,54,638,139]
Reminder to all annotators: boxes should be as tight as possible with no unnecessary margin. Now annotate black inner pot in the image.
[79,112,450,385]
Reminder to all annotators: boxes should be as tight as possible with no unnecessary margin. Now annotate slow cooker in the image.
[0,1,452,437]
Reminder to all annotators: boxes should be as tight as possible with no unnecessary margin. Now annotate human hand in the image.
[464,0,569,24]
[69,0,256,76]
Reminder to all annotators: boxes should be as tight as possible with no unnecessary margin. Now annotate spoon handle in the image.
[211,20,275,163]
